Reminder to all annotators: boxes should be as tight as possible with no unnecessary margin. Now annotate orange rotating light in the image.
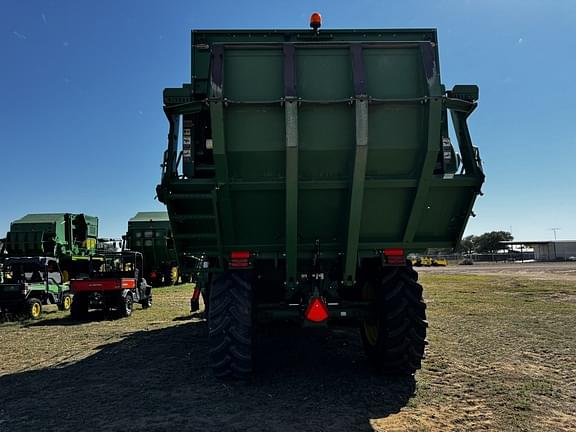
[309,12,322,31]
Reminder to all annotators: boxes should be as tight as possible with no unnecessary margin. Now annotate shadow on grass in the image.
[22,310,131,327]
[0,322,416,432]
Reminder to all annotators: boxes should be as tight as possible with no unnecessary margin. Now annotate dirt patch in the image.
[1,277,575,431]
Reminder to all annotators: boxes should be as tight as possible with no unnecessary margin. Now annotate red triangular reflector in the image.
[305,297,329,322]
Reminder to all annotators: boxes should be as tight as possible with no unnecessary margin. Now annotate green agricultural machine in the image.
[125,212,180,286]
[157,18,485,378]
[4,213,98,256]
[2,213,99,280]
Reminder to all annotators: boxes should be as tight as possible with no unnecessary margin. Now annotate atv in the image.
[69,251,152,319]
[0,257,71,319]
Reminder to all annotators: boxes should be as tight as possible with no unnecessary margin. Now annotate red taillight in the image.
[230,251,250,268]
[305,297,329,322]
[383,248,405,265]
[121,279,136,289]
[231,251,250,259]
[383,248,404,256]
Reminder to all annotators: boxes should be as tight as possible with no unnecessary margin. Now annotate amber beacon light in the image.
[309,12,322,31]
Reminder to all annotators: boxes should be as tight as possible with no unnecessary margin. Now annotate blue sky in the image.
[1,0,575,241]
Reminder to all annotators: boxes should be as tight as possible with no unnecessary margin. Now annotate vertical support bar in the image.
[402,43,443,243]
[285,101,298,285]
[164,111,180,177]
[209,45,235,246]
[283,45,298,287]
[450,109,482,179]
[402,98,442,242]
[211,189,224,268]
[344,100,369,285]
[344,45,368,286]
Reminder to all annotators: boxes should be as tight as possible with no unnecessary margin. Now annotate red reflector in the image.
[305,297,329,322]
[231,251,250,259]
[383,248,404,256]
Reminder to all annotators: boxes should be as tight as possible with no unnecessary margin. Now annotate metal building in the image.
[530,241,576,261]
[504,241,576,261]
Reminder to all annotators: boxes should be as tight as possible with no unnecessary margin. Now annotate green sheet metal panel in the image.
[159,28,484,263]
[218,43,429,252]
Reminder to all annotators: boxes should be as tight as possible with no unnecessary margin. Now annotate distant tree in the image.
[475,231,513,253]
[457,235,478,254]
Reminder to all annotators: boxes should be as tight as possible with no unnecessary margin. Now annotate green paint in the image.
[158,28,485,294]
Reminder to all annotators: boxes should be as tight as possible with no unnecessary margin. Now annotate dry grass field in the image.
[1,263,575,431]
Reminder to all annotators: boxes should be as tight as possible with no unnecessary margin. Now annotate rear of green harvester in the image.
[125,212,180,286]
[157,25,484,378]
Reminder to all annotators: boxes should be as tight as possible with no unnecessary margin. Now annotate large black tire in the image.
[141,292,152,309]
[58,293,72,311]
[208,271,252,379]
[70,294,89,320]
[119,292,134,318]
[360,267,427,375]
[26,298,43,320]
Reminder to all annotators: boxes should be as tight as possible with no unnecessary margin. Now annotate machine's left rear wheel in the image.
[26,298,42,320]
[208,271,253,379]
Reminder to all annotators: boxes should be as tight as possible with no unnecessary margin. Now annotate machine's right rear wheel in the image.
[208,271,252,379]
[361,267,428,375]
[141,293,152,309]
[119,292,134,318]
[59,294,72,311]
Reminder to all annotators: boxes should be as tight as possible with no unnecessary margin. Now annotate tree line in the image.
[458,231,514,254]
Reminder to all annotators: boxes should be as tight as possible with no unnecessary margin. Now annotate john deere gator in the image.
[156,16,485,378]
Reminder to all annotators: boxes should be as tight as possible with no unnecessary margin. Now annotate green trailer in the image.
[157,20,484,378]
[125,211,180,286]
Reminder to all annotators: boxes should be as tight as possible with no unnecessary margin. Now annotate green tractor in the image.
[157,17,485,378]
[0,256,71,319]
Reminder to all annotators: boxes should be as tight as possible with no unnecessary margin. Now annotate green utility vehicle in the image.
[157,18,485,378]
[0,257,71,319]
[70,251,152,319]
[125,212,180,286]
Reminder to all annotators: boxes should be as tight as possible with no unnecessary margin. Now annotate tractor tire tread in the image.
[208,271,252,380]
